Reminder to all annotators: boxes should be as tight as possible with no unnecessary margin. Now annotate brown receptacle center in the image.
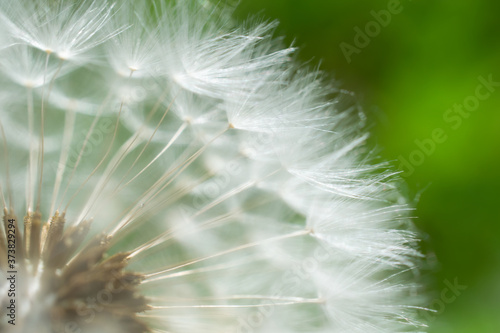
[1,209,151,332]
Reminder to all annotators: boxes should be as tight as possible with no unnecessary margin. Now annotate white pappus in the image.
[0,1,427,332]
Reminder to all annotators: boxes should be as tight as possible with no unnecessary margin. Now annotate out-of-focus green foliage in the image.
[236,1,500,332]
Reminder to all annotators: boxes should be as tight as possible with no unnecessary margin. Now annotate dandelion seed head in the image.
[0,1,428,332]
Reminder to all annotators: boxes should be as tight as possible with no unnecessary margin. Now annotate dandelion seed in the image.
[0,1,427,332]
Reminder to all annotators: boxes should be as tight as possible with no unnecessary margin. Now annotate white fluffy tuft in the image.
[0,1,428,332]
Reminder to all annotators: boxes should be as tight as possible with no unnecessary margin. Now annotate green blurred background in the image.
[235,1,500,332]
